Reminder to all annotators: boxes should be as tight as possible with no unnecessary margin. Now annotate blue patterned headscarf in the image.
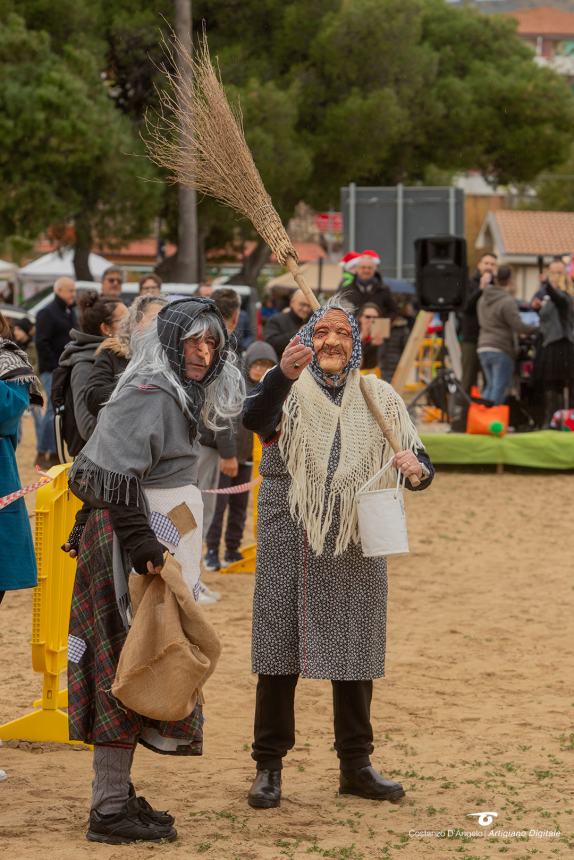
[297,301,362,389]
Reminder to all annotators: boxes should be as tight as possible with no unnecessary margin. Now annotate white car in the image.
[19,281,257,335]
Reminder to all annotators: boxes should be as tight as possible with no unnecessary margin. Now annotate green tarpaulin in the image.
[420,431,574,470]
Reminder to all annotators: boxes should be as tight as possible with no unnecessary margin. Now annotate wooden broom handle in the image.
[359,377,421,487]
[285,256,321,311]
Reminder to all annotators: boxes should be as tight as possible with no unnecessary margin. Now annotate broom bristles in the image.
[146,33,297,268]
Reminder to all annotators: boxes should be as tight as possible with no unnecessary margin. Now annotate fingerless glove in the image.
[131,539,166,575]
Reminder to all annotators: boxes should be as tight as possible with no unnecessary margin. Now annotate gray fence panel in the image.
[341,185,464,280]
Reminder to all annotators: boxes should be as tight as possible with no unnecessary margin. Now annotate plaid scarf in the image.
[0,337,42,405]
[156,297,229,421]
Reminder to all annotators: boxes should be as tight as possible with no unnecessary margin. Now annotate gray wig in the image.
[109,314,245,430]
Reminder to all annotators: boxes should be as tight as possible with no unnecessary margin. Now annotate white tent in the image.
[0,258,17,302]
[0,257,17,275]
[18,249,113,298]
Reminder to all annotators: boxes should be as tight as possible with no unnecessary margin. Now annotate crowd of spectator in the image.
[463,253,574,427]
[258,247,574,429]
[5,250,574,590]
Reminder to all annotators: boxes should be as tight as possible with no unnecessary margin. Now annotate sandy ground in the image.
[1,414,573,860]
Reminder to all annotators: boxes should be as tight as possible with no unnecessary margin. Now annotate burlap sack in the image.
[112,554,221,722]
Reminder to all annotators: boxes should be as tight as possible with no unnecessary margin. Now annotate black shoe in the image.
[339,766,405,802]
[247,769,281,809]
[86,798,177,844]
[128,784,175,827]
[204,549,221,571]
[224,549,244,565]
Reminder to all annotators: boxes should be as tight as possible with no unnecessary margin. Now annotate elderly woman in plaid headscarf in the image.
[68,298,244,845]
[243,297,434,810]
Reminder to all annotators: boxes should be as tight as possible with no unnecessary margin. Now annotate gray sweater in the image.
[477,287,535,357]
[69,375,199,508]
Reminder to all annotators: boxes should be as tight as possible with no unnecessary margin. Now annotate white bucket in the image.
[356,460,409,558]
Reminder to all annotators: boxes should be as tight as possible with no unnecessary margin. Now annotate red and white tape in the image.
[0,469,259,510]
[202,476,261,495]
[0,467,53,511]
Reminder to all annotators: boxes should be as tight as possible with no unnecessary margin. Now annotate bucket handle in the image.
[358,459,405,498]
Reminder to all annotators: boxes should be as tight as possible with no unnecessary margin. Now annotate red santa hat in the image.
[340,251,361,271]
[357,249,381,267]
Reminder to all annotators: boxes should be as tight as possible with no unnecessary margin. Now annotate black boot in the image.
[339,766,405,802]
[86,796,177,844]
[247,769,281,809]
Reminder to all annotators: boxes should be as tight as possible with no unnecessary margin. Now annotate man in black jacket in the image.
[460,252,497,393]
[338,253,397,319]
[35,277,77,465]
[263,289,312,358]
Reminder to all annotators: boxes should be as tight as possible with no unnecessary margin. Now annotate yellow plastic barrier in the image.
[220,435,262,574]
[0,465,82,745]
[0,446,260,743]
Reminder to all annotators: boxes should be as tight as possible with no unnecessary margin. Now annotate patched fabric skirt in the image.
[252,467,389,682]
[68,508,203,754]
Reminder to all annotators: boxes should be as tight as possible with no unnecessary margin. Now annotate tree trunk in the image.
[155,252,178,281]
[172,0,199,283]
[227,239,272,287]
[197,223,208,283]
[73,216,93,281]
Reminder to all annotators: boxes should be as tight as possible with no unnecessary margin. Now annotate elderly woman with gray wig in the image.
[243,297,434,810]
[63,295,170,559]
[67,298,244,845]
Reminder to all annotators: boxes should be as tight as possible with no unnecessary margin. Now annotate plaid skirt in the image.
[68,508,203,754]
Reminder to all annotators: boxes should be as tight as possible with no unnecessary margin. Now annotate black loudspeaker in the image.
[415,235,468,312]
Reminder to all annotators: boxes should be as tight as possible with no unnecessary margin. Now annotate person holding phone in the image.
[357,303,384,371]
[532,260,574,425]
[461,252,498,393]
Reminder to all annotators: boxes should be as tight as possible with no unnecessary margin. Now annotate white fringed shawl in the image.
[278,369,422,556]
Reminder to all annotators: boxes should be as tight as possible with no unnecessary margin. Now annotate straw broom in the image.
[147,33,418,478]
[146,32,319,312]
